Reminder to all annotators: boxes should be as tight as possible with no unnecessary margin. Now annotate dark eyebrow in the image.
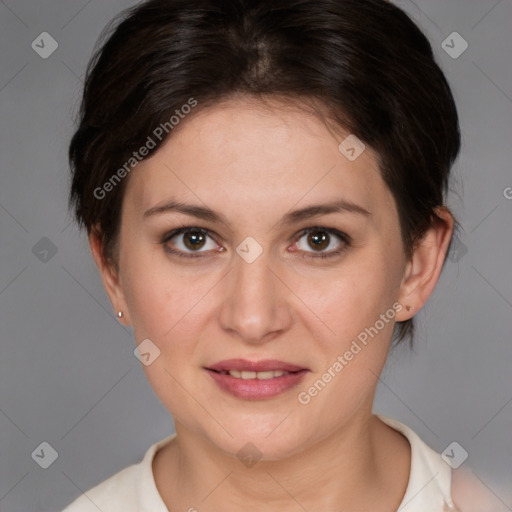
[143,201,227,223]
[275,199,371,229]
[143,199,371,226]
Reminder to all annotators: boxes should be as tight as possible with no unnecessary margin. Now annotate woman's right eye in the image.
[162,228,220,258]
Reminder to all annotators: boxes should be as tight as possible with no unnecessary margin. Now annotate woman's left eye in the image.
[293,227,351,259]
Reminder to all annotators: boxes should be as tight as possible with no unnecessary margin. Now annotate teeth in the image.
[224,370,289,379]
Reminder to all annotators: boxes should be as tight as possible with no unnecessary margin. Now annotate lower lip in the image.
[205,369,308,400]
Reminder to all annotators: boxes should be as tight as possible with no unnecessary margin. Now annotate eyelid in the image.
[294,226,351,245]
[162,226,211,244]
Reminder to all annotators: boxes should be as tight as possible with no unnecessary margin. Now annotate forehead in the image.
[124,97,396,224]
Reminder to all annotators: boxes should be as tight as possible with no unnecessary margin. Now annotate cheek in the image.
[119,241,193,340]
[291,266,399,421]
[124,270,204,344]
[119,249,209,412]
[120,246,225,377]
[292,252,401,340]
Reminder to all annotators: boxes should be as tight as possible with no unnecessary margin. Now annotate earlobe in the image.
[89,228,131,325]
[396,207,454,321]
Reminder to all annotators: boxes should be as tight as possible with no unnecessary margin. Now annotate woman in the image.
[63,0,495,510]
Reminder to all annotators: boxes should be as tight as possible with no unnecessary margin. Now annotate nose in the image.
[218,249,294,345]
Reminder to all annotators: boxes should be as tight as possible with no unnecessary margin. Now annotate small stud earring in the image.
[117,311,123,318]
[405,305,414,312]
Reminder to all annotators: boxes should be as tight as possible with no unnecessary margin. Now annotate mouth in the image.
[204,359,309,400]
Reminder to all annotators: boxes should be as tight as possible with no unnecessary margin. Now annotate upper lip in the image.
[206,359,307,373]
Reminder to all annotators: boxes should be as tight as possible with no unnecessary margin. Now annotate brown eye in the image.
[164,228,218,256]
[294,227,350,258]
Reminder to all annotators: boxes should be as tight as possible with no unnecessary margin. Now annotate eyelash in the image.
[161,226,351,261]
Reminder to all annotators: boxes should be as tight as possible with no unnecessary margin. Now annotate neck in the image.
[153,411,410,511]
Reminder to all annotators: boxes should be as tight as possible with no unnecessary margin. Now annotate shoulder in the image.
[376,414,454,509]
[451,468,509,512]
[62,463,141,512]
[377,415,507,512]
[61,434,176,512]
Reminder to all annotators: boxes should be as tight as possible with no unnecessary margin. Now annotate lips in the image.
[205,359,309,400]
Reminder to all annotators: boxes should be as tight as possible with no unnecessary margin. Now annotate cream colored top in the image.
[62,415,457,511]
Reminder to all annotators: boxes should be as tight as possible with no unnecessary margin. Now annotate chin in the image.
[200,414,312,462]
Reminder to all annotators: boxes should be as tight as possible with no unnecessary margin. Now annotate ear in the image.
[89,227,132,325]
[395,207,454,322]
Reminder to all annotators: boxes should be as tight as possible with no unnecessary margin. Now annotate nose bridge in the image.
[234,249,274,301]
[218,246,291,343]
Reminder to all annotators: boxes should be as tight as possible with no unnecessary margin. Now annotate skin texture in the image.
[90,96,454,511]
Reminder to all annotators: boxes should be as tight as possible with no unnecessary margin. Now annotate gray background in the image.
[0,0,511,510]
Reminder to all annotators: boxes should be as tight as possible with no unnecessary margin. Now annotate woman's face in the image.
[112,97,411,458]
